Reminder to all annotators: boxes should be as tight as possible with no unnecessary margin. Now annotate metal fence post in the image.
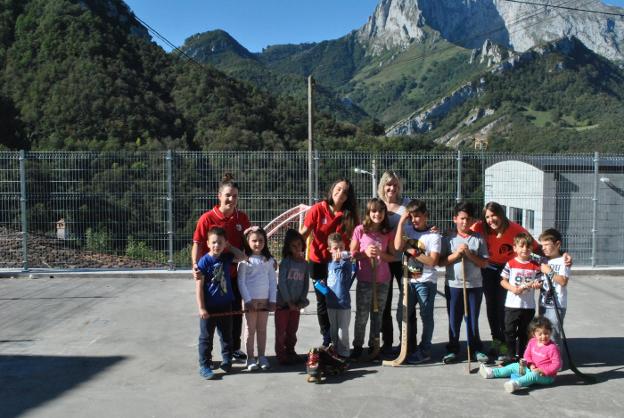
[19,150,28,271]
[314,149,319,202]
[456,150,463,202]
[591,151,599,267]
[166,150,174,270]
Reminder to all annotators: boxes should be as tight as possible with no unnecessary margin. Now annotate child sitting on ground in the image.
[479,316,561,393]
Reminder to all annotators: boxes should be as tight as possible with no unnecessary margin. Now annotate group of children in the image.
[195,199,570,394]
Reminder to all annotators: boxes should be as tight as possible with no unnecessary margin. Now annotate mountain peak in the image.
[357,0,624,62]
[181,29,255,62]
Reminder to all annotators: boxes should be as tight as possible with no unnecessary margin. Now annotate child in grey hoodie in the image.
[275,229,310,365]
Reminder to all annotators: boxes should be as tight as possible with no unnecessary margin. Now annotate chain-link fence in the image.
[1,151,623,269]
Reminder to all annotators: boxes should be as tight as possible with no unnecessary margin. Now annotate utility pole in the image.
[308,76,314,206]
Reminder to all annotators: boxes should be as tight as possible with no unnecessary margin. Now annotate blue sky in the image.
[124,0,624,53]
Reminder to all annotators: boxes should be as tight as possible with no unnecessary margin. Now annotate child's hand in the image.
[530,365,544,376]
[531,280,543,289]
[540,264,553,275]
[199,308,209,320]
[399,211,410,223]
[457,244,469,256]
[244,301,255,312]
[365,244,380,259]
[331,250,342,262]
[192,264,203,281]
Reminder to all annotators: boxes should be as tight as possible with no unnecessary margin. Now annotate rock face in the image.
[358,0,624,62]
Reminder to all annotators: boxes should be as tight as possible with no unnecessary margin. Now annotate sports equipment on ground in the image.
[461,259,473,374]
[305,344,348,383]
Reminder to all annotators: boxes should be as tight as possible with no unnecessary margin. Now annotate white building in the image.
[484,158,624,266]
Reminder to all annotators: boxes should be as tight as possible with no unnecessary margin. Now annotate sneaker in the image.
[350,346,363,360]
[406,349,431,364]
[220,361,232,373]
[442,352,458,364]
[199,366,215,380]
[504,380,520,393]
[258,356,271,370]
[479,363,493,379]
[475,351,489,363]
[496,355,512,365]
[233,350,247,361]
[246,358,259,371]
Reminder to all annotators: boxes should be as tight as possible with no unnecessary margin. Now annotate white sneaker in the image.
[258,356,271,370]
[504,380,520,393]
[479,363,493,379]
[246,358,259,371]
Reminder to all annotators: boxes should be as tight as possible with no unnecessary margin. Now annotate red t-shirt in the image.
[304,201,350,263]
[193,205,251,259]
[471,220,538,265]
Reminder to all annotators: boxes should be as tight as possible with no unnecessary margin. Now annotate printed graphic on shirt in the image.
[406,238,426,280]
[212,263,228,295]
[287,269,305,281]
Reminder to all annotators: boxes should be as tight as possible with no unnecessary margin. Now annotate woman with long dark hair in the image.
[300,178,359,347]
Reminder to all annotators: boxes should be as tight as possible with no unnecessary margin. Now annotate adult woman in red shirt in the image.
[471,201,539,361]
[300,178,359,347]
[192,173,251,361]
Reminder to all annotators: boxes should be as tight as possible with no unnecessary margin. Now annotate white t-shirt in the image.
[501,258,542,309]
[402,224,441,284]
[540,256,570,309]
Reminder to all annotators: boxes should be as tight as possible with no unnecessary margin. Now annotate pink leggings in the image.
[245,310,269,358]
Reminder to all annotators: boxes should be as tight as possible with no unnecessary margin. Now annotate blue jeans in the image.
[493,362,555,387]
[446,286,484,354]
[198,306,233,368]
[409,281,436,353]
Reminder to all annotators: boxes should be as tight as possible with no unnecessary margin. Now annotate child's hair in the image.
[326,178,360,236]
[406,199,428,215]
[482,201,510,235]
[281,229,305,259]
[207,226,226,239]
[362,198,391,234]
[453,201,476,218]
[377,170,402,202]
[243,226,273,259]
[528,316,553,336]
[219,172,239,193]
[327,232,344,247]
[539,228,562,244]
[513,232,533,247]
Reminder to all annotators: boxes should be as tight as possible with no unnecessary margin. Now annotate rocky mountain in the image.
[358,0,624,62]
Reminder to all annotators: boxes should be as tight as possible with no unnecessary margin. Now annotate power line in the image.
[501,0,624,17]
[131,15,204,69]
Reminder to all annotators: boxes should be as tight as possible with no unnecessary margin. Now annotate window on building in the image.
[526,209,535,230]
[509,207,523,225]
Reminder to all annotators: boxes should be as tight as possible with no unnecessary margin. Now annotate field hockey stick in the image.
[461,258,472,374]
[544,271,596,384]
[371,257,379,313]
[200,308,270,319]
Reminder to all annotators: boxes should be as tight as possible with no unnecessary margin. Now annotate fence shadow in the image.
[0,354,127,418]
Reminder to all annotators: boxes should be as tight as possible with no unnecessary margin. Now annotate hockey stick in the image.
[461,259,473,374]
[382,255,409,367]
[543,272,596,384]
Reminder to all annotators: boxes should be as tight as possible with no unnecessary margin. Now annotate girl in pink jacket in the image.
[479,316,561,393]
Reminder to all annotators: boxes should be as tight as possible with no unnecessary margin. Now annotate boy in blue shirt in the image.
[325,233,355,358]
[196,227,246,379]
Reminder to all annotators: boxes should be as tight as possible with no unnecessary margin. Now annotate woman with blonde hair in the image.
[377,170,412,355]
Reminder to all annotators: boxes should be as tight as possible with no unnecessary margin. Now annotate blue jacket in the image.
[197,253,234,308]
[326,259,355,309]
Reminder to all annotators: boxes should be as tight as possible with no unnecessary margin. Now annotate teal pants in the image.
[493,362,555,387]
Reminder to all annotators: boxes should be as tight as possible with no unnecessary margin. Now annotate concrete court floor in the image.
[0,273,623,418]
